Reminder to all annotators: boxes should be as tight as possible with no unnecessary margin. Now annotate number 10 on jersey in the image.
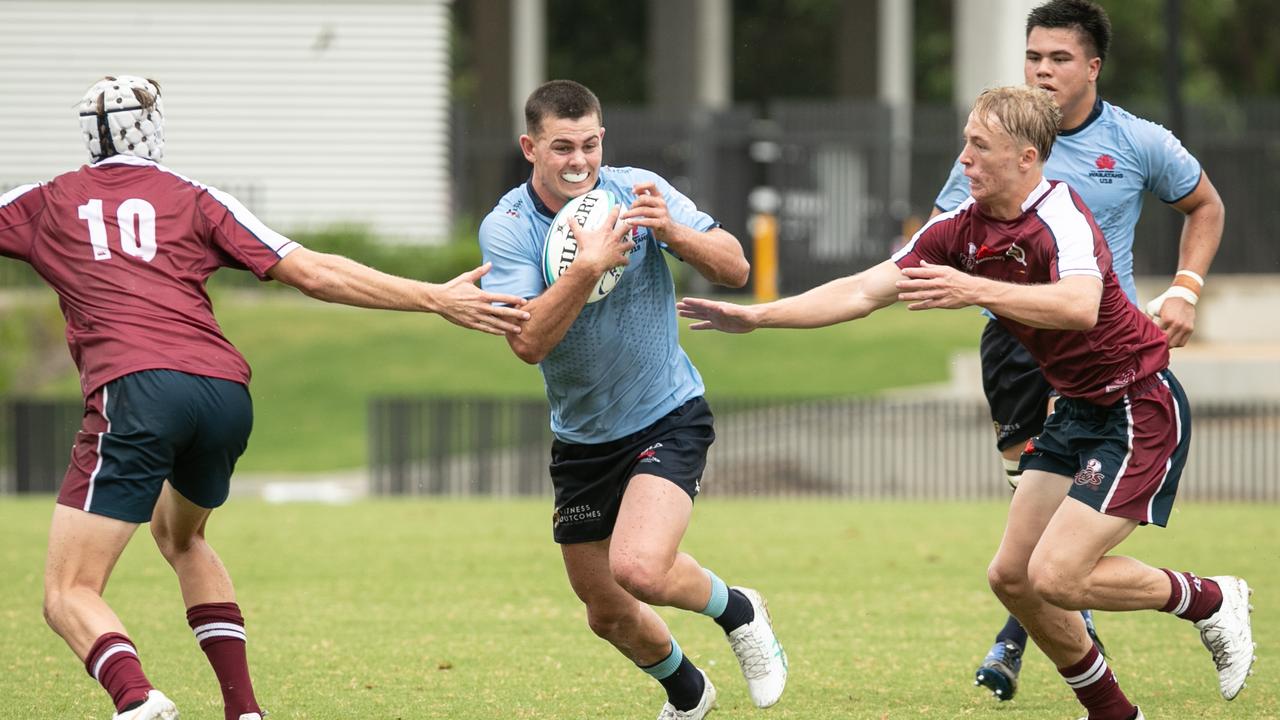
[78,198,158,262]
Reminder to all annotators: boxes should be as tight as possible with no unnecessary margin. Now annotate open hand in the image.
[677,297,760,333]
[434,263,531,335]
[895,261,977,310]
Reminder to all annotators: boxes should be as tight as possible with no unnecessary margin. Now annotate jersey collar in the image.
[1059,96,1104,137]
[1020,178,1054,213]
[526,174,604,220]
[91,154,159,168]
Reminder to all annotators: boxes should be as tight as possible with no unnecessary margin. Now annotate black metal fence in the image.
[0,399,82,495]
[5,395,1276,501]
[368,396,1280,502]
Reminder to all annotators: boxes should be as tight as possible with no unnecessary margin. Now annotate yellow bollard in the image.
[752,212,779,302]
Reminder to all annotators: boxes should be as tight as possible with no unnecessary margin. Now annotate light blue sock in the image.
[699,569,729,619]
[639,636,683,680]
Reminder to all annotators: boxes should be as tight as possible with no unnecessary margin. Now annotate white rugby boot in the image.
[726,587,788,708]
[112,690,178,720]
[1078,706,1144,720]
[1195,576,1256,700]
[656,671,717,720]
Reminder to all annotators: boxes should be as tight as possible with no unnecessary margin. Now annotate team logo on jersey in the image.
[964,243,1026,269]
[1074,458,1106,489]
[1089,154,1124,185]
[1005,243,1027,266]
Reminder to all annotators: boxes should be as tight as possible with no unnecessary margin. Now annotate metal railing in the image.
[5,395,1275,501]
[367,396,1280,502]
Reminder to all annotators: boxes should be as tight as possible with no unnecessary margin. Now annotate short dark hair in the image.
[1026,0,1112,66]
[524,80,602,137]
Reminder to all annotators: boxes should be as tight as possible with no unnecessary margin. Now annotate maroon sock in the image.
[84,632,153,712]
[1058,645,1137,720]
[187,602,261,720]
[1159,569,1223,623]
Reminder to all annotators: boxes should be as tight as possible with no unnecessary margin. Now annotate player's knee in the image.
[41,587,63,629]
[1027,563,1087,610]
[987,558,1030,599]
[584,604,630,640]
[150,519,200,561]
[610,557,669,605]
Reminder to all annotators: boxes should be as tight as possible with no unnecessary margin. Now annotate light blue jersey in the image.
[479,166,718,444]
[935,99,1202,303]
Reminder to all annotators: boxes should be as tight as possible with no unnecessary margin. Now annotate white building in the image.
[0,0,453,243]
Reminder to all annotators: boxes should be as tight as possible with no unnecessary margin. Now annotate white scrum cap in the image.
[78,75,165,162]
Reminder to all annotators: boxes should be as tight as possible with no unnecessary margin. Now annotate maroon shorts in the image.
[1020,370,1191,527]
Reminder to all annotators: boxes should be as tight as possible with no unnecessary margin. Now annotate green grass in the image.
[18,293,986,472]
[1,498,1274,719]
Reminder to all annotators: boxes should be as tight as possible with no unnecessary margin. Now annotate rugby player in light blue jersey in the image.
[931,0,1225,703]
[478,80,787,719]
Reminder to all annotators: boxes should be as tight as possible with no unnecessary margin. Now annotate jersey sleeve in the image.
[933,160,971,212]
[630,168,718,233]
[0,184,46,262]
[478,212,544,301]
[1128,117,1203,203]
[195,185,301,279]
[892,202,966,269]
[1043,186,1104,282]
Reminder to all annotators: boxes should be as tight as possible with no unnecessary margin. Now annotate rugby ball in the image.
[543,188,628,303]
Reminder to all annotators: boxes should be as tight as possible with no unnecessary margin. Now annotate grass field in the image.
[2,498,1274,719]
[10,291,987,472]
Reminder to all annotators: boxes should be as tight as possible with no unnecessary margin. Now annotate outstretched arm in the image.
[677,259,904,332]
[897,262,1102,330]
[267,248,530,335]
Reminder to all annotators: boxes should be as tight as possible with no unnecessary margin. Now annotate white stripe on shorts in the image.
[91,642,136,681]
[1147,374,1181,522]
[1099,394,1135,517]
[83,385,112,512]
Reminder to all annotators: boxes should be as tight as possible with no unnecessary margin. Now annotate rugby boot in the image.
[1195,576,1256,700]
[726,587,788,707]
[974,640,1022,701]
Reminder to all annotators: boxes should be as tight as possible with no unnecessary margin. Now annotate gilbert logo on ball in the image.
[542,188,631,303]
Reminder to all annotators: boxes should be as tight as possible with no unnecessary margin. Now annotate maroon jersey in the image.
[0,155,299,396]
[893,179,1168,405]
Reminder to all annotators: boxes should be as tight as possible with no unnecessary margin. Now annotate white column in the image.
[695,0,731,110]
[880,0,913,219]
[510,0,546,130]
[954,0,1039,106]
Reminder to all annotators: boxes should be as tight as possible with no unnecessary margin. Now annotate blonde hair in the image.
[970,85,1062,162]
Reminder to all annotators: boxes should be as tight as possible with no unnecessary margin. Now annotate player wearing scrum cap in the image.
[478,79,786,719]
[1,75,530,720]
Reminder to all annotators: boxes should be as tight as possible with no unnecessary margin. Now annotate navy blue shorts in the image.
[1021,370,1191,527]
[549,397,715,544]
[58,369,253,523]
[980,319,1055,451]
